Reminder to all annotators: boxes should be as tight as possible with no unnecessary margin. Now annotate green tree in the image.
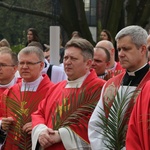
[0,0,149,46]
[97,0,150,42]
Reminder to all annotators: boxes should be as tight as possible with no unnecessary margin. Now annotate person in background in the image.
[100,29,113,43]
[31,38,106,150]
[26,28,45,50]
[0,39,10,48]
[88,25,150,150]
[92,46,110,79]
[0,46,54,150]
[126,80,150,150]
[95,40,124,79]
[43,44,50,63]
[71,31,82,39]
[26,28,40,45]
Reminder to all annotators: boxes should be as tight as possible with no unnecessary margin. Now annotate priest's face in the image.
[92,48,110,76]
[63,47,92,80]
[0,53,17,85]
[18,53,44,82]
[117,36,147,72]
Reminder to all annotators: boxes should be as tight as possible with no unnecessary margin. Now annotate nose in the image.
[64,58,71,64]
[118,49,125,57]
[21,63,29,68]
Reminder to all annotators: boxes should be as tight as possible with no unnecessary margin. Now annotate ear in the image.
[141,45,147,53]
[40,61,45,70]
[110,48,115,56]
[86,59,93,68]
[106,61,110,69]
[13,65,18,74]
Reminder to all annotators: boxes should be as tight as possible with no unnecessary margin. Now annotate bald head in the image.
[95,40,115,68]
[96,40,114,50]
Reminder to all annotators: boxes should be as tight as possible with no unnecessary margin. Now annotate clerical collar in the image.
[65,71,90,88]
[21,75,43,91]
[123,63,149,86]
[127,63,148,76]
[0,76,17,88]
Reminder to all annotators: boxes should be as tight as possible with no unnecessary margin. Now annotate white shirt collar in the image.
[0,76,17,89]
[21,75,43,91]
[65,72,90,88]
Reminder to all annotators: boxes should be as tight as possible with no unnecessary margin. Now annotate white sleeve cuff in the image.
[31,124,48,150]
[59,127,77,149]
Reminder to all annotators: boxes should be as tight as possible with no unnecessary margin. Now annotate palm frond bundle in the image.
[52,84,102,130]
[2,85,44,150]
[96,86,137,150]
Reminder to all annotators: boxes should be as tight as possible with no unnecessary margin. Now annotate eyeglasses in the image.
[18,61,41,67]
[0,63,15,68]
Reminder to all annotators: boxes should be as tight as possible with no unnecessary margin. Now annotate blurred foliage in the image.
[11,44,25,54]
[0,0,149,48]
[0,0,53,47]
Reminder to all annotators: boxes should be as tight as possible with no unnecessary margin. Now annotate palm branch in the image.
[96,86,138,150]
[52,84,102,130]
[2,85,44,150]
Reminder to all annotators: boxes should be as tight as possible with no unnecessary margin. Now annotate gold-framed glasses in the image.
[18,61,41,67]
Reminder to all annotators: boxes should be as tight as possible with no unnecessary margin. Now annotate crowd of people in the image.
[0,25,149,150]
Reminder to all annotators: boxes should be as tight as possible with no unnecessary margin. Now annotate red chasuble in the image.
[1,74,54,150]
[32,69,106,150]
[126,80,150,150]
[0,78,21,117]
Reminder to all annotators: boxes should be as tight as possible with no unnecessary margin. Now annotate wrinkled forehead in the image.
[18,52,39,61]
[64,47,82,55]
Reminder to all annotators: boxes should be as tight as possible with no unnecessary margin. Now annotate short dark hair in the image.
[94,46,110,62]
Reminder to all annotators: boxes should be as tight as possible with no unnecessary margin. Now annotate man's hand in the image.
[22,122,32,134]
[38,128,61,149]
[1,117,14,131]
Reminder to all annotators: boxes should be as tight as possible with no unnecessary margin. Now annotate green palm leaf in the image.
[2,85,44,150]
[96,86,137,150]
[52,84,102,130]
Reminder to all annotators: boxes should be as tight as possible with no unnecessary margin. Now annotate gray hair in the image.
[115,25,148,48]
[65,38,94,60]
[18,46,44,62]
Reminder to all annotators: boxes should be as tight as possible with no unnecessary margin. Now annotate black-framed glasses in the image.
[18,61,41,67]
[0,63,15,68]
